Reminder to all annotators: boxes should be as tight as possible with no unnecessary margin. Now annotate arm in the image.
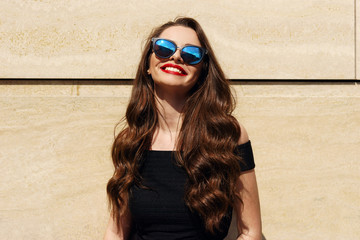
[103,208,132,240]
[235,124,262,240]
[234,170,262,240]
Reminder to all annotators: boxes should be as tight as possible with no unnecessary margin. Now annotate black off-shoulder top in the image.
[129,141,255,240]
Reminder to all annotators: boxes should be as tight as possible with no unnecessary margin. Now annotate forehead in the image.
[158,26,201,46]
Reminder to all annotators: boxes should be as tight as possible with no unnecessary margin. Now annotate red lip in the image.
[160,63,187,76]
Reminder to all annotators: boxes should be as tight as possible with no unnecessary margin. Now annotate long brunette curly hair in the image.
[107,17,242,234]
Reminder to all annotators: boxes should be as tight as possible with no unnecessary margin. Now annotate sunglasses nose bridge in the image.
[170,46,184,62]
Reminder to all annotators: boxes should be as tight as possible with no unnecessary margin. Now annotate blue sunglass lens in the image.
[154,39,176,58]
[181,46,203,65]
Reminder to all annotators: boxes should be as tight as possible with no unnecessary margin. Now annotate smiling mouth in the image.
[161,64,187,76]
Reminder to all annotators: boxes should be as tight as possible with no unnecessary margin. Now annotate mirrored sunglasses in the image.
[151,38,207,65]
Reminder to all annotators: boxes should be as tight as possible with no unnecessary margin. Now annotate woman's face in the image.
[148,26,203,95]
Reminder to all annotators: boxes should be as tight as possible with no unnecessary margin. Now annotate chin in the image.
[155,80,195,93]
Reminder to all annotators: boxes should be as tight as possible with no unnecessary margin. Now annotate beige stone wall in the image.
[0,81,359,240]
[0,0,357,79]
[0,1,359,240]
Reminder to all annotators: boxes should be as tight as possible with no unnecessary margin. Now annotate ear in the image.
[147,69,151,75]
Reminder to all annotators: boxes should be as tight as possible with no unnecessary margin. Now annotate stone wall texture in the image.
[0,0,358,79]
[0,1,359,240]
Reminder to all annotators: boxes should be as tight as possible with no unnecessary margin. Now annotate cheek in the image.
[149,53,164,73]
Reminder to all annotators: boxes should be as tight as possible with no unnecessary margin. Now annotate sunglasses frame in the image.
[151,38,207,65]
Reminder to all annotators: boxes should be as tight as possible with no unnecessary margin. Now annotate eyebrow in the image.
[166,38,202,48]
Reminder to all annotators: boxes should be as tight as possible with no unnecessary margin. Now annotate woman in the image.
[104,17,261,240]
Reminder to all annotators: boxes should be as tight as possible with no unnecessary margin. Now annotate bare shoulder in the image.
[238,123,250,145]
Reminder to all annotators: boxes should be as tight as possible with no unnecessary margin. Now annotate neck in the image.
[154,87,186,133]
[151,85,190,150]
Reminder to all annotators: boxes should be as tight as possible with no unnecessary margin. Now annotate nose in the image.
[170,48,184,63]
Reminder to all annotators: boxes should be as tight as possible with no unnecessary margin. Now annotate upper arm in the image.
[234,170,262,239]
[234,123,262,239]
[103,209,132,240]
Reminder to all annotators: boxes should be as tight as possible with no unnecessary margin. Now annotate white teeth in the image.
[164,67,183,74]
